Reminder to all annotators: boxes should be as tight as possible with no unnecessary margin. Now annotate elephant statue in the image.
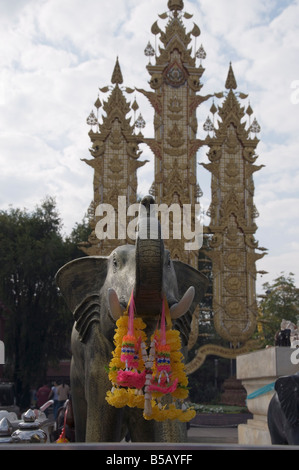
[55,196,208,442]
[267,372,299,445]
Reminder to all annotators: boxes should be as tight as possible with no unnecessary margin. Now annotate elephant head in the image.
[56,196,207,347]
[274,373,299,426]
[268,372,299,445]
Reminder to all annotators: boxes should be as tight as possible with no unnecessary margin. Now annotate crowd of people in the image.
[35,380,70,419]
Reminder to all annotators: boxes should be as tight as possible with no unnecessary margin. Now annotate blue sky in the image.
[0,0,299,294]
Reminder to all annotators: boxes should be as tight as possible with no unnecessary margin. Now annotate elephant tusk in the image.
[170,286,195,319]
[108,288,124,321]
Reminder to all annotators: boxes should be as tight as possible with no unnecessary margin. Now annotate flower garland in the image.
[106,292,196,423]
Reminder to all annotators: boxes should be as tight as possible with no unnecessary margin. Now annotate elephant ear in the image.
[172,260,208,346]
[173,260,208,314]
[56,256,108,342]
[275,374,299,426]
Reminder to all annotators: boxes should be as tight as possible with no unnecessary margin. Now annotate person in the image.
[37,383,50,407]
[36,384,51,411]
[57,382,70,408]
[49,381,59,419]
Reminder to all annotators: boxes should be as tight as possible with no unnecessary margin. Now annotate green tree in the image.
[65,212,92,258]
[257,272,299,347]
[0,197,82,407]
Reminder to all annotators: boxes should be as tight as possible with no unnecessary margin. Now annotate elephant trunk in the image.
[134,196,164,317]
[108,196,196,324]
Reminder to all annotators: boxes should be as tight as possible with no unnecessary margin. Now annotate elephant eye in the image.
[167,253,171,269]
[113,253,118,273]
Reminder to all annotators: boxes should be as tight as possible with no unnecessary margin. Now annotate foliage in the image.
[190,403,248,414]
[67,213,92,250]
[188,356,231,404]
[256,272,299,347]
[0,197,89,408]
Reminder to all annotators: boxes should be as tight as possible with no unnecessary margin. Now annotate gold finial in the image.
[168,0,184,13]
[111,57,123,85]
[225,62,237,90]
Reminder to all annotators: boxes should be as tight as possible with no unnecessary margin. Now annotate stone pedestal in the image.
[236,347,299,446]
[220,377,247,407]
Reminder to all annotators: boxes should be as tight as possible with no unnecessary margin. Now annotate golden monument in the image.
[139,0,211,268]
[203,64,266,346]
[187,64,266,373]
[81,0,266,371]
[80,58,147,256]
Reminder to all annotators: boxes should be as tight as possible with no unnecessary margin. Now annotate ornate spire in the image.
[201,58,265,347]
[225,62,237,90]
[111,57,123,85]
[150,4,198,69]
[168,0,184,13]
[81,59,147,256]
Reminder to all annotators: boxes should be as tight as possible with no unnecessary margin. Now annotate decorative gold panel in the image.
[142,4,211,268]
[203,64,266,346]
[80,58,147,256]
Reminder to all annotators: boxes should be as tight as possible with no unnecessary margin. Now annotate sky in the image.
[0,0,299,294]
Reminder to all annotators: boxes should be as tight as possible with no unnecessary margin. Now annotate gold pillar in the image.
[139,3,212,268]
[202,64,267,346]
[80,58,147,256]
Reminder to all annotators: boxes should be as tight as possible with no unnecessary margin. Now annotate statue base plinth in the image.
[220,377,247,407]
[237,346,299,446]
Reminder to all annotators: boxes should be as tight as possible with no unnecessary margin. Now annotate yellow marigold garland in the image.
[105,293,196,423]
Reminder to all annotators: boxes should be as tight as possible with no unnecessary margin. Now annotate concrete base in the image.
[238,416,271,446]
[236,347,299,446]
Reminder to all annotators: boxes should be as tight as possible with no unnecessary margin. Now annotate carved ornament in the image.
[167,123,184,147]
[224,274,244,295]
[185,341,262,375]
[224,251,243,270]
[164,60,187,88]
[136,88,163,115]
